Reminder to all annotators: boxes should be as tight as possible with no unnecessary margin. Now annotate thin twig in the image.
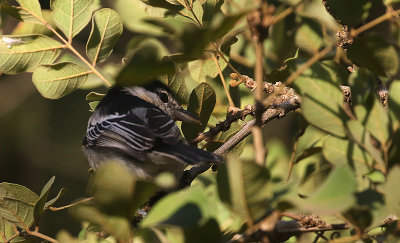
[350,8,400,37]
[26,229,58,243]
[49,197,93,211]
[285,44,334,86]
[213,54,235,107]
[253,40,266,166]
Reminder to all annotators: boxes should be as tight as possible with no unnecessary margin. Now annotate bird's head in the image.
[124,80,200,125]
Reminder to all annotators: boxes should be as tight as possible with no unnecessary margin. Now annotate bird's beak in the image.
[174,108,201,125]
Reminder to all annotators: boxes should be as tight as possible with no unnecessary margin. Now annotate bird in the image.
[82,80,222,182]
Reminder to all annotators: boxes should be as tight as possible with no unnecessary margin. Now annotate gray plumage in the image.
[82,81,221,180]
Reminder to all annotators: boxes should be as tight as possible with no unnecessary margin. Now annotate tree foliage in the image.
[0,0,400,242]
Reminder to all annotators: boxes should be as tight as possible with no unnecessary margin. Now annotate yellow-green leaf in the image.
[16,0,44,24]
[32,62,91,99]
[86,8,123,64]
[51,0,93,39]
[0,34,63,74]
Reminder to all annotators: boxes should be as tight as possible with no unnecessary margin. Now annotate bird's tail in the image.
[157,144,222,165]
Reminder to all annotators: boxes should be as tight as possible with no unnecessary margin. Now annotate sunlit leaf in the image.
[0,34,63,74]
[141,185,215,228]
[348,34,400,77]
[297,165,357,213]
[32,62,91,99]
[14,0,44,24]
[51,0,93,38]
[323,136,372,176]
[294,125,328,162]
[294,62,348,137]
[365,98,390,146]
[295,16,324,53]
[86,8,123,64]
[0,183,39,228]
[182,82,216,140]
[140,0,184,12]
[12,10,55,36]
[188,53,227,83]
[389,81,400,132]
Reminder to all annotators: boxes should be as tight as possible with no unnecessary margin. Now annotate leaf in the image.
[217,156,272,224]
[347,34,400,77]
[188,53,227,83]
[44,188,67,209]
[86,92,105,101]
[322,0,372,26]
[15,0,44,24]
[181,83,216,140]
[89,162,157,217]
[294,62,348,137]
[297,165,357,213]
[12,10,55,36]
[51,0,94,38]
[33,176,55,225]
[116,40,174,86]
[365,98,390,146]
[0,34,63,74]
[86,8,123,64]
[70,203,132,241]
[346,120,385,168]
[322,136,372,176]
[32,62,91,99]
[381,166,400,217]
[141,185,215,228]
[294,125,328,162]
[295,16,324,53]
[389,81,400,132]
[140,0,184,12]
[203,0,223,26]
[0,183,39,228]
[166,64,189,103]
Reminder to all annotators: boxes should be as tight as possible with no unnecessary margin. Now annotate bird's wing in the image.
[85,106,182,160]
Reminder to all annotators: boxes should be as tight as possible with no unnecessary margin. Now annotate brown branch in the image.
[350,8,400,37]
[49,197,93,211]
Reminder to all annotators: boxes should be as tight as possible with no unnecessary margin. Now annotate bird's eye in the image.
[159,92,169,103]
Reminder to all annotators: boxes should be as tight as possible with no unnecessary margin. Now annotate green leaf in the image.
[188,53,227,83]
[112,0,168,36]
[166,64,189,103]
[295,16,324,53]
[0,183,39,228]
[346,120,385,168]
[181,83,216,140]
[86,92,105,102]
[141,185,214,228]
[89,162,157,217]
[116,40,174,86]
[348,34,400,77]
[33,176,55,225]
[51,0,94,38]
[217,156,271,224]
[381,166,400,217]
[70,203,132,241]
[322,0,372,26]
[294,62,348,137]
[12,10,55,36]
[0,35,63,74]
[32,62,91,99]
[389,81,400,132]
[44,188,67,209]
[86,8,123,64]
[322,136,372,176]
[365,98,390,146]
[203,0,223,26]
[140,0,184,12]
[298,165,357,213]
[294,125,328,162]
[15,0,44,24]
